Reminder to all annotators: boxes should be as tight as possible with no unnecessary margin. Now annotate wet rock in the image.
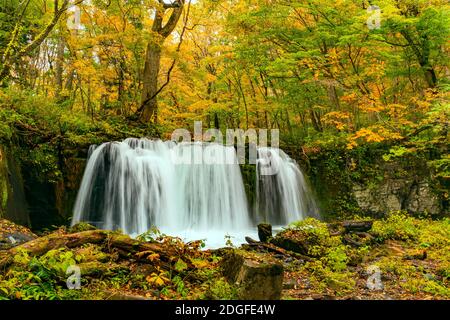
[222,251,283,300]
[257,223,272,242]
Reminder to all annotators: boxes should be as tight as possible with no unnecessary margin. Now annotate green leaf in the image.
[174,258,188,272]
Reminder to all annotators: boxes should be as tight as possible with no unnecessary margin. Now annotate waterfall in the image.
[72,138,318,247]
[256,147,318,225]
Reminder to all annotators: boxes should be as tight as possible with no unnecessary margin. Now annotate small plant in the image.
[146,267,170,288]
[372,211,420,242]
[224,234,234,247]
[136,226,162,242]
[172,275,188,297]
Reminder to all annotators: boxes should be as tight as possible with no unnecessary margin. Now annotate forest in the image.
[0,0,449,301]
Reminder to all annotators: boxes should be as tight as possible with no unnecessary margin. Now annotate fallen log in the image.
[105,233,185,265]
[269,234,310,256]
[342,221,373,233]
[327,220,373,235]
[9,230,109,257]
[245,237,313,262]
[0,230,189,270]
[342,232,374,247]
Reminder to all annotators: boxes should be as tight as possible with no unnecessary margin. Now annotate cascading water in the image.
[72,138,318,247]
[256,147,318,225]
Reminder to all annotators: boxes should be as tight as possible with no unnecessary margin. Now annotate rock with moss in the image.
[221,250,283,300]
[69,222,97,233]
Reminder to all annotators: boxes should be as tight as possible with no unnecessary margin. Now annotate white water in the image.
[256,147,318,225]
[72,138,318,248]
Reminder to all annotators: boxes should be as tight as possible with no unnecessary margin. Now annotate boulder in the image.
[257,223,272,242]
[221,250,283,300]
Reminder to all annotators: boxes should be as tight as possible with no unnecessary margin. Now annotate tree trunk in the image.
[423,65,437,88]
[141,41,162,122]
[310,109,323,132]
[139,1,185,123]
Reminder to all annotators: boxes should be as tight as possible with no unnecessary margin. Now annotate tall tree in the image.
[140,0,185,122]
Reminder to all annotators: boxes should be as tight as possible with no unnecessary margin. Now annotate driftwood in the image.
[0,230,186,270]
[245,237,312,262]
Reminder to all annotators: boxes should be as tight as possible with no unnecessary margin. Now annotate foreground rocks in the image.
[221,250,283,300]
[0,214,449,300]
[257,223,272,242]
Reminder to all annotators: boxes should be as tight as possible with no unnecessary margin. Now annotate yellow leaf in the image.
[147,253,160,262]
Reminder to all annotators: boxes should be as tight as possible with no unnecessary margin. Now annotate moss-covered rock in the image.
[221,250,283,300]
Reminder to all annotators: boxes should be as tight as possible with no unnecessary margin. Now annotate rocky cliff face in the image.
[19,153,86,230]
[353,179,442,216]
[302,147,448,219]
[0,145,86,230]
[0,146,30,226]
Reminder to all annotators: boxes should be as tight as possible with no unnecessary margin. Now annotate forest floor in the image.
[0,212,448,300]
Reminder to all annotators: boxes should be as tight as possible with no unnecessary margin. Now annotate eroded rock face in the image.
[222,251,283,300]
[0,147,8,217]
[353,179,441,216]
[0,147,30,226]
